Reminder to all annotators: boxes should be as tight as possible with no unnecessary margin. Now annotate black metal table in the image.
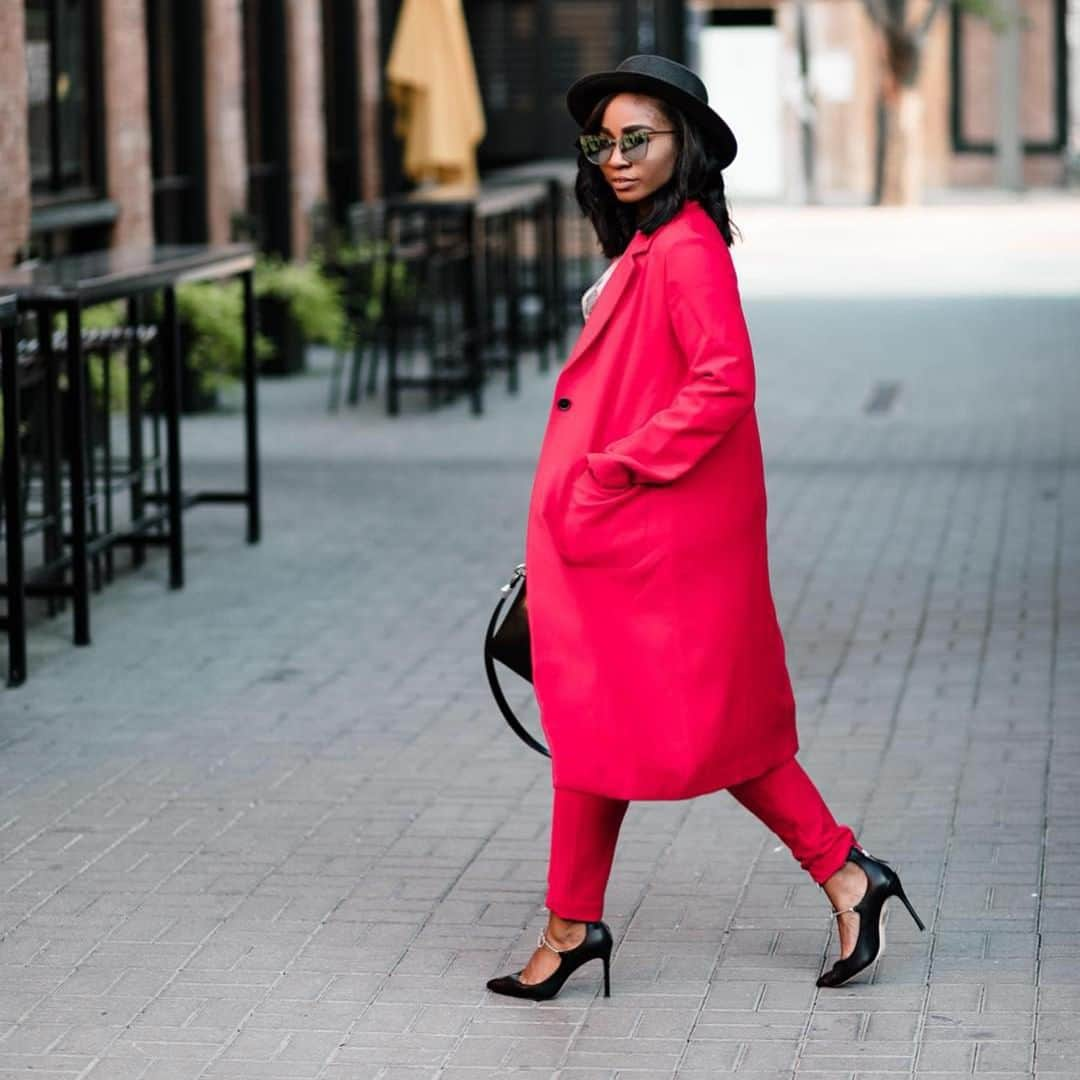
[482,158,604,325]
[385,181,557,415]
[0,244,259,658]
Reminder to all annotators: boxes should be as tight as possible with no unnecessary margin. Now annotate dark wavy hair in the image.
[574,93,737,258]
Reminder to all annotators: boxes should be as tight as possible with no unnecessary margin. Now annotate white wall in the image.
[699,26,785,199]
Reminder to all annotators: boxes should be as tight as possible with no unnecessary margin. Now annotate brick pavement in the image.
[1,201,1078,1078]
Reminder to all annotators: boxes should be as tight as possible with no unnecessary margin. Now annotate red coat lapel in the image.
[562,226,655,378]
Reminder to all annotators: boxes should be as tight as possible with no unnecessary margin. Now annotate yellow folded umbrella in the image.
[386,0,487,186]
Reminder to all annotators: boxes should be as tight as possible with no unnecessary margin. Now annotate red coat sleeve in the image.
[586,233,755,487]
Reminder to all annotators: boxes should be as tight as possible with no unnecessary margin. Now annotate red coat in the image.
[525,200,798,800]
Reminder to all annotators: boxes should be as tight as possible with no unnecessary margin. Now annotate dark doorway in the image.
[321,0,361,223]
[146,0,207,243]
[242,0,291,255]
[378,0,407,195]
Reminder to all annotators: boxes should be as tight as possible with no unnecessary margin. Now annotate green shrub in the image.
[176,279,274,393]
[255,256,347,348]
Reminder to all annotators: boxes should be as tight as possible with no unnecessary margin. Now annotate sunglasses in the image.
[575,129,677,166]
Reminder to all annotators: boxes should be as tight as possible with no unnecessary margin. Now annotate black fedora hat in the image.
[567,54,737,170]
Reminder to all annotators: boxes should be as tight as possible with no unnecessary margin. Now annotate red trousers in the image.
[546,757,855,921]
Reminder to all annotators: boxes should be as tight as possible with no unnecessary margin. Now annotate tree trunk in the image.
[795,0,818,203]
[871,20,925,205]
[880,85,925,205]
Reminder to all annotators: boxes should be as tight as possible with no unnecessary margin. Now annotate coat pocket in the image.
[549,467,650,567]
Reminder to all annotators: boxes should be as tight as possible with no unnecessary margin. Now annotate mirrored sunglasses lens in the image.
[622,133,650,161]
[578,136,613,164]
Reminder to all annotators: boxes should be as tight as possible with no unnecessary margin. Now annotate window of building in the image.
[146,0,207,243]
[26,0,103,204]
[951,0,1068,153]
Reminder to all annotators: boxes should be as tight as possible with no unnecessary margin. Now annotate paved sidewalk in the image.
[2,200,1078,1079]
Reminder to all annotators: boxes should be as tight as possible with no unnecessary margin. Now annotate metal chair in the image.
[0,312,167,686]
[384,202,478,415]
[78,322,167,591]
[327,201,390,410]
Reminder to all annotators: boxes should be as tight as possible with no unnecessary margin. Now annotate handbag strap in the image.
[483,589,550,758]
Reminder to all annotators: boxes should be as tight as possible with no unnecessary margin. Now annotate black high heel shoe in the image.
[817,846,926,989]
[486,921,613,1001]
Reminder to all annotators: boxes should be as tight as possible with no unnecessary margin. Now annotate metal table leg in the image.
[40,311,62,616]
[126,296,147,568]
[161,287,185,589]
[543,182,564,365]
[1,318,26,686]
[465,205,484,415]
[65,301,91,645]
[506,209,522,395]
[242,269,261,544]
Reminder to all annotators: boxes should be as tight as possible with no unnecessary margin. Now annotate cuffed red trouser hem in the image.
[728,758,856,885]
[545,757,856,919]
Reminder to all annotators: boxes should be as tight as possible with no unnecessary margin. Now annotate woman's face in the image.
[596,93,679,206]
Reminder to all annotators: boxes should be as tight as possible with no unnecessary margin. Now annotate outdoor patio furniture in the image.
[0,244,260,675]
[482,159,604,328]
[76,322,166,593]
[376,180,558,416]
[384,199,476,415]
[327,200,391,411]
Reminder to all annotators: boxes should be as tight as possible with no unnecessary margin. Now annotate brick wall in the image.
[101,0,154,247]
[286,0,327,257]
[0,0,30,269]
[203,0,248,244]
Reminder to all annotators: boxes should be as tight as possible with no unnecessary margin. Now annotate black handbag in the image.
[483,564,550,757]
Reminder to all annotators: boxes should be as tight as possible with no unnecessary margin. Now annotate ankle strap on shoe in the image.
[538,929,572,955]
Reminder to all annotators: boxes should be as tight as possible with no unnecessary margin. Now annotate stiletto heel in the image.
[817,846,925,989]
[893,881,926,931]
[487,921,614,1001]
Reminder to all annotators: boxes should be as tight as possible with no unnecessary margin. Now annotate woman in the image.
[486,55,923,1001]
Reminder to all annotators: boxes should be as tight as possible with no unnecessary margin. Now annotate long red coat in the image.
[525,200,798,800]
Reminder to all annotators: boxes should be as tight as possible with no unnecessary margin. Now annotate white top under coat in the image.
[581,257,621,321]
